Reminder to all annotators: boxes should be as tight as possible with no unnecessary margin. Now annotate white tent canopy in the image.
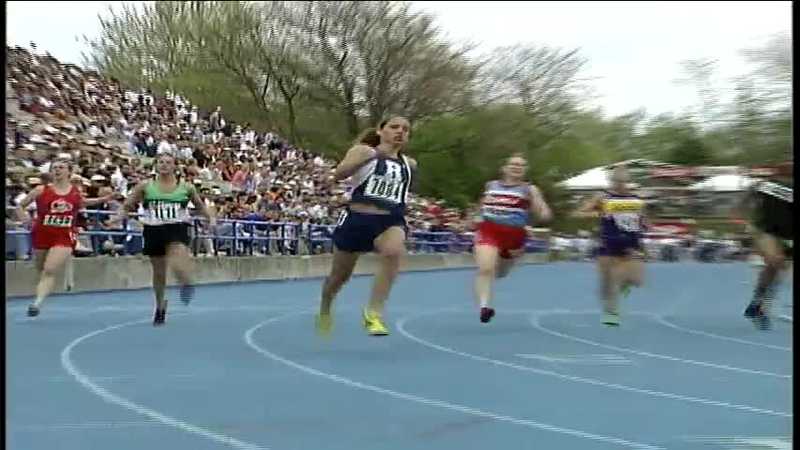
[688,174,755,192]
[557,167,610,190]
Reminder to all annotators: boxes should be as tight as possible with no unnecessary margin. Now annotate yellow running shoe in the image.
[315,313,334,338]
[602,312,620,327]
[362,308,389,336]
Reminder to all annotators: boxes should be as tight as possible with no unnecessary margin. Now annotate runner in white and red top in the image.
[16,158,113,317]
[473,153,552,323]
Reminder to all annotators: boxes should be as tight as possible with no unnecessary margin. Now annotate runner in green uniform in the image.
[113,153,216,325]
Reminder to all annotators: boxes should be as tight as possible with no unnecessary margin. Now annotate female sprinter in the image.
[317,116,416,337]
[112,153,215,326]
[575,165,646,326]
[473,153,552,323]
[16,158,114,317]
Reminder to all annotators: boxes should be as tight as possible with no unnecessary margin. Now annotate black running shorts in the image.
[142,223,192,257]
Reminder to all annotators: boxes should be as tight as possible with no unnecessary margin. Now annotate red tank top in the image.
[34,185,83,231]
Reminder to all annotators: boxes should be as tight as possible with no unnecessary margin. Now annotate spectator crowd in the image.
[5,44,476,259]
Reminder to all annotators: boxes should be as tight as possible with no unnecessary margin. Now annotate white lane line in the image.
[33,373,205,383]
[515,353,634,366]
[61,315,269,450]
[396,314,790,418]
[530,314,791,379]
[11,421,159,432]
[244,314,663,450]
[642,313,791,352]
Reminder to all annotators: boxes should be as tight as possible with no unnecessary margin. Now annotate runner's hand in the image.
[106,213,125,228]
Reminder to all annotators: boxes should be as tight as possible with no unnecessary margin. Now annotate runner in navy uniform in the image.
[317,116,416,337]
[575,165,647,326]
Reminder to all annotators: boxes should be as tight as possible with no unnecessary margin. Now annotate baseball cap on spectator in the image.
[28,177,42,186]
[91,175,106,182]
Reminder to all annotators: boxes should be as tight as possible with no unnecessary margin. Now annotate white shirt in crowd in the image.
[111,169,128,195]
[88,125,104,138]
[157,140,177,155]
[179,146,193,159]
[199,167,214,182]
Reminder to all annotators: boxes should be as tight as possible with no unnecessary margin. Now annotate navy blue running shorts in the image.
[332,209,406,253]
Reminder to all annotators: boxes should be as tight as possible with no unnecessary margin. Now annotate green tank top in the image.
[141,181,193,226]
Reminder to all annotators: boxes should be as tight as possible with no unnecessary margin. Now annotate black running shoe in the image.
[153,309,166,326]
[480,307,495,323]
[743,301,760,318]
[179,284,195,306]
[27,305,40,317]
[753,314,772,331]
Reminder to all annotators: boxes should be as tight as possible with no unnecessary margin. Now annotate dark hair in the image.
[356,116,411,151]
[505,152,527,164]
[356,128,381,147]
[157,152,177,163]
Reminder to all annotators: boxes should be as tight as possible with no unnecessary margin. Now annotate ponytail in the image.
[356,128,381,148]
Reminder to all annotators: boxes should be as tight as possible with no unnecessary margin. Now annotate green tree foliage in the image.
[82,3,790,218]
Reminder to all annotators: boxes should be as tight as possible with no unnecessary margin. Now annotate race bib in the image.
[364,175,404,203]
[43,215,73,227]
[613,213,641,232]
[148,202,186,222]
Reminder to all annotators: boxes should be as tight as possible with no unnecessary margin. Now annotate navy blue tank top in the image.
[348,152,412,217]
[599,191,645,242]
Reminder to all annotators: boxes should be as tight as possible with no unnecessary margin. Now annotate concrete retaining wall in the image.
[6,253,548,298]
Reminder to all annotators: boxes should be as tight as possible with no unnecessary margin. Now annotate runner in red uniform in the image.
[473,153,552,323]
[16,159,113,317]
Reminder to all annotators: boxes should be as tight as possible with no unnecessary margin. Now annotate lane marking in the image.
[643,314,791,352]
[61,314,269,450]
[11,421,159,432]
[396,313,790,418]
[244,314,663,450]
[516,353,634,366]
[530,314,791,379]
[685,435,792,449]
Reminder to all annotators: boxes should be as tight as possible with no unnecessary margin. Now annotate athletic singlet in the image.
[751,179,793,239]
[479,181,531,228]
[140,181,193,226]
[599,191,645,242]
[34,185,82,231]
[348,150,412,216]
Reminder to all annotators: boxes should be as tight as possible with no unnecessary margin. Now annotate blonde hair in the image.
[609,165,629,183]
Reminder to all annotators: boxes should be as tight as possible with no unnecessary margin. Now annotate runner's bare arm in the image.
[15,185,45,223]
[573,193,604,218]
[333,145,377,181]
[112,183,147,223]
[529,185,552,223]
[189,186,216,227]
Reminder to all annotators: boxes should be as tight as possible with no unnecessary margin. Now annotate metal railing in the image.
[5,208,550,259]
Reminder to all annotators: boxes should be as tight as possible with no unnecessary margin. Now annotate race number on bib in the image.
[364,175,403,203]
[43,215,73,227]
[150,202,184,222]
[613,213,640,232]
